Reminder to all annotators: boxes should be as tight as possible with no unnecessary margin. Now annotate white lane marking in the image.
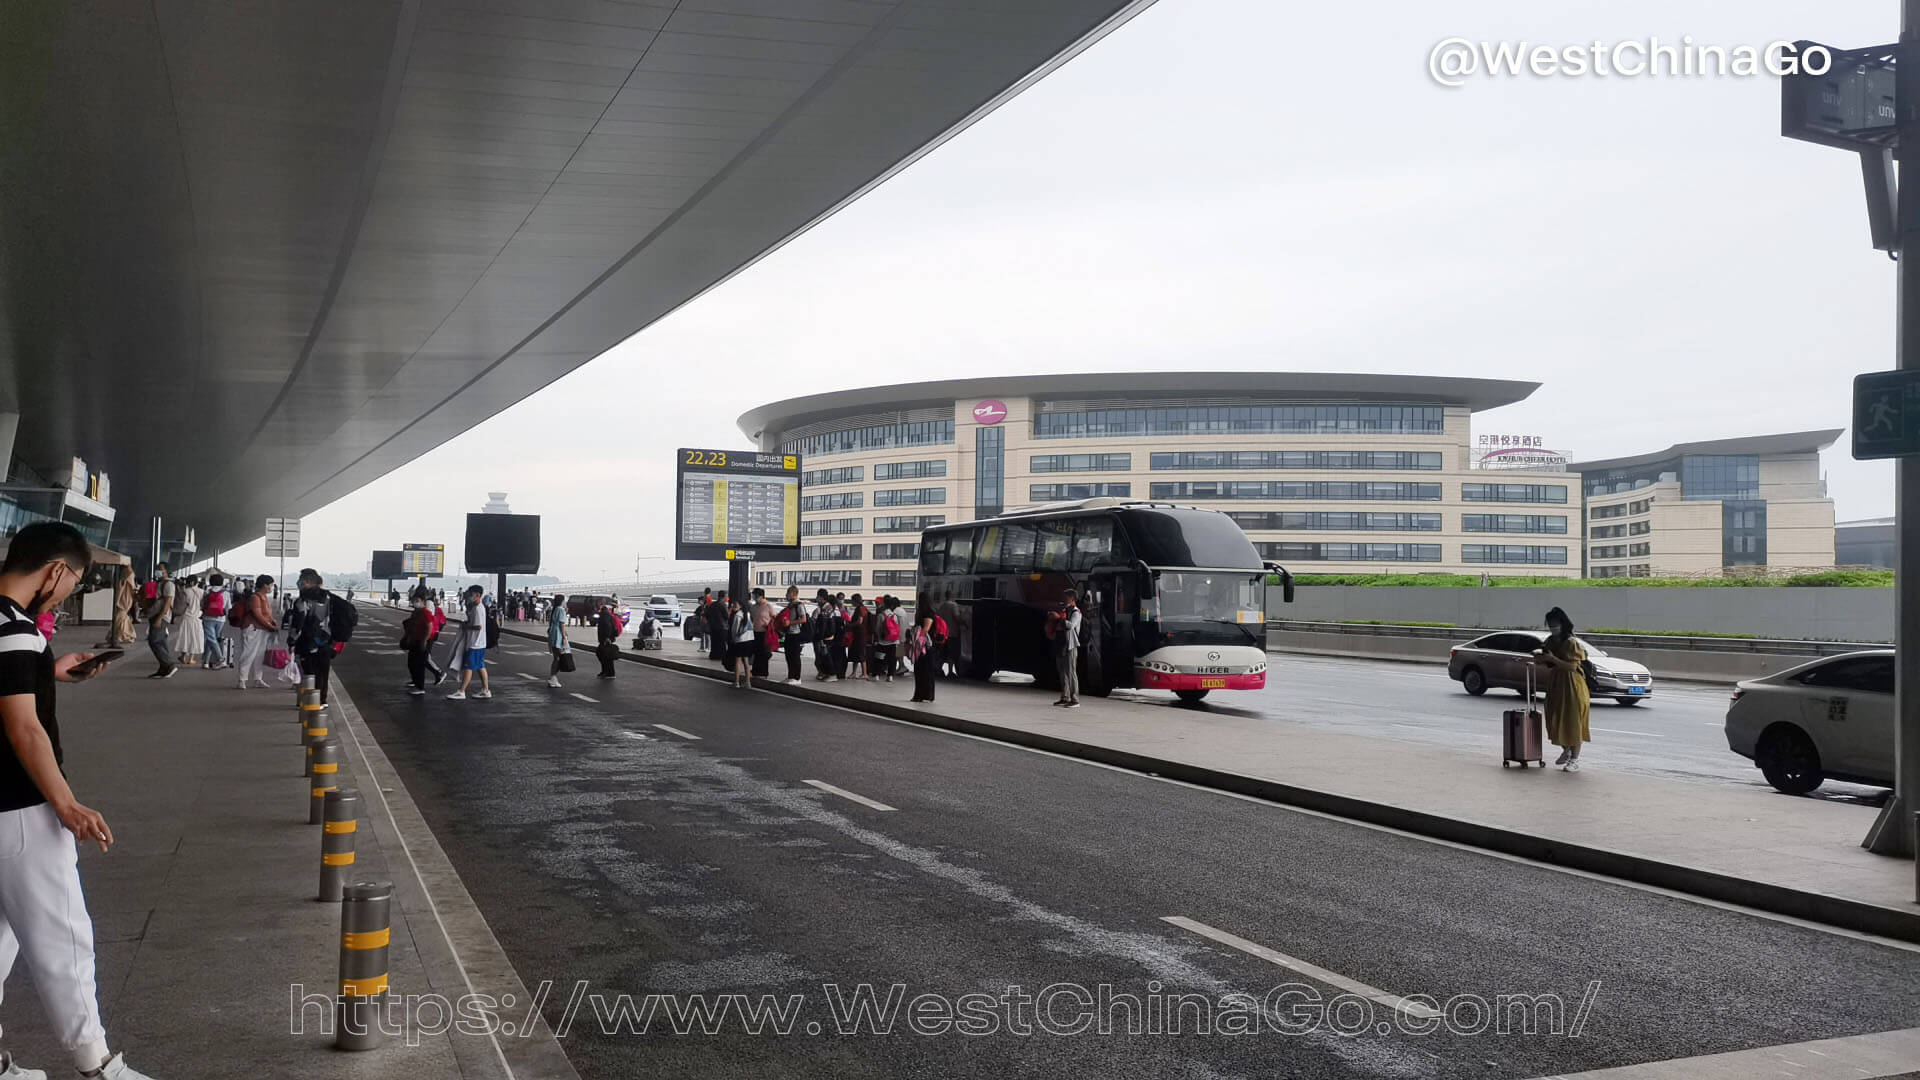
[654,724,701,740]
[569,693,598,704]
[1533,1024,1920,1080]
[803,780,896,812]
[515,672,540,681]
[620,730,648,740]
[1590,727,1665,738]
[1161,916,1440,1021]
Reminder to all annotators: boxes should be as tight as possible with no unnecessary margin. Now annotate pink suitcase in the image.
[1503,660,1544,768]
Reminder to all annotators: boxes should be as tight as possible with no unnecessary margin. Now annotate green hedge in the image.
[1286,571,1893,589]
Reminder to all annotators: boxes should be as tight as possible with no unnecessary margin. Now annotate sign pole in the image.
[1867,0,1920,862]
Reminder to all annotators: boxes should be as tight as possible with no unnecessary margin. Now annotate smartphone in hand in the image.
[68,650,123,679]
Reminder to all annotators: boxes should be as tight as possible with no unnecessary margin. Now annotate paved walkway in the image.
[0,652,573,1079]
[526,618,1919,943]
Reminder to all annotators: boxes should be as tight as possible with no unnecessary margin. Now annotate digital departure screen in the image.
[674,448,801,562]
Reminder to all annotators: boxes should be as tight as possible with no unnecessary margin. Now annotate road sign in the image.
[1852,369,1920,459]
[264,517,301,558]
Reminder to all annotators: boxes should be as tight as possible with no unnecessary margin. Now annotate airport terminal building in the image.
[736,374,1588,591]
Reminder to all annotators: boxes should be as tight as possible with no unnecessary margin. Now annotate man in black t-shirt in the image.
[0,522,162,1078]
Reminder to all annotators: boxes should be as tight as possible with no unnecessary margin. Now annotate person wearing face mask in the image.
[1534,606,1592,772]
[0,522,165,1079]
[400,595,435,696]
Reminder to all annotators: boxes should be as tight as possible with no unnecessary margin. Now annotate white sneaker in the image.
[548,677,562,688]
[473,689,492,699]
[86,1053,156,1080]
[1565,758,1582,772]
[785,678,801,685]
[0,1050,47,1079]
[1553,749,1570,766]
[445,691,466,700]
[407,686,425,696]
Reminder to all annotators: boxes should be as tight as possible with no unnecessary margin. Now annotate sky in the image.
[216,0,1901,582]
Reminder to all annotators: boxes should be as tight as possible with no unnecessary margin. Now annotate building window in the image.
[800,517,863,537]
[802,492,862,512]
[1255,543,1442,562]
[1590,523,1626,539]
[780,570,861,587]
[1228,512,1442,531]
[1592,545,1629,560]
[800,466,863,487]
[873,570,917,588]
[1462,483,1568,504]
[1151,481,1442,501]
[873,543,921,560]
[874,515,944,534]
[781,420,954,459]
[1629,542,1651,557]
[875,487,946,508]
[1683,455,1760,501]
[1723,499,1767,567]
[1594,498,1654,519]
[1463,544,1569,565]
[1033,404,1445,439]
[976,426,1004,519]
[801,544,862,561]
[1031,483,1132,502]
[1151,450,1442,471]
[1463,514,1570,535]
[1628,520,1651,536]
[874,459,948,481]
[1031,453,1131,473]
[755,571,776,585]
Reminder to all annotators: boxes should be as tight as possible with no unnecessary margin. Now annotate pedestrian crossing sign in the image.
[1853,369,1920,459]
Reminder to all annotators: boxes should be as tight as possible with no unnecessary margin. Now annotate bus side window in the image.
[1037,522,1074,571]
[1001,524,1037,574]
[1072,519,1113,571]
[920,534,948,576]
[948,531,974,575]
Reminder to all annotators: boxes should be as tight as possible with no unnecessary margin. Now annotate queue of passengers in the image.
[685,586,948,700]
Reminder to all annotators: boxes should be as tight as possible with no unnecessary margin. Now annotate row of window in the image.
[1590,498,1654,520]
[754,570,919,588]
[1031,453,1131,473]
[800,466,862,487]
[802,489,952,512]
[875,459,946,481]
[1224,512,1569,534]
[1032,483,1132,501]
[798,543,925,562]
[1033,405,1446,439]
[1591,543,1653,560]
[1248,543,1571,564]
[800,515,950,537]
[780,420,955,459]
[1590,564,1652,579]
[1589,521,1652,539]
[799,482,1580,512]
[1149,450,1443,471]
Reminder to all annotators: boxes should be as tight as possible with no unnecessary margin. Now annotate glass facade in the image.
[1463,545,1570,564]
[1034,404,1445,439]
[780,570,861,587]
[1461,483,1568,504]
[1723,499,1767,566]
[1228,512,1442,531]
[801,492,862,512]
[800,466,862,487]
[1151,450,1442,471]
[875,488,946,507]
[873,570,917,588]
[800,517,863,537]
[874,459,947,481]
[1031,483,1131,502]
[1683,455,1760,501]
[1151,481,1442,501]
[975,426,1004,520]
[781,420,953,459]
[1464,514,1569,535]
[801,544,862,561]
[873,543,921,560]
[1256,542,1442,562]
[874,515,945,533]
[1031,453,1131,473]
[1591,498,1652,519]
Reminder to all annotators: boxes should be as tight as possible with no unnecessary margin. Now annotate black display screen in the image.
[465,514,541,574]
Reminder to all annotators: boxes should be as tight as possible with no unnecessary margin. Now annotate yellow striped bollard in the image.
[336,881,392,1051]
[318,788,360,902]
[296,674,315,722]
[301,691,328,775]
[308,736,341,824]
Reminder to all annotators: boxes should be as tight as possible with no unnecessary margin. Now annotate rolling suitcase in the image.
[1502,660,1544,768]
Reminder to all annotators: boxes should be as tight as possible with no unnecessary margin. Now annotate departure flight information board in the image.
[675,449,801,562]
[401,543,445,575]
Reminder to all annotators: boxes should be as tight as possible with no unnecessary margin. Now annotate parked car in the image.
[646,594,682,626]
[1724,650,1893,795]
[1447,630,1655,704]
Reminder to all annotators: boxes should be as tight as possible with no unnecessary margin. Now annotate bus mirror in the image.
[1282,577,1296,604]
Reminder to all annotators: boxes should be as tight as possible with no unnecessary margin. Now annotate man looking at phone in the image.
[0,522,162,1078]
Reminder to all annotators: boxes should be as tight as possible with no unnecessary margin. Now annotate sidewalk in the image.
[1,655,574,1079]
[530,619,1920,943]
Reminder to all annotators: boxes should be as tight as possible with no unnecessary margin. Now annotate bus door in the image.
[1084,569,1138,694]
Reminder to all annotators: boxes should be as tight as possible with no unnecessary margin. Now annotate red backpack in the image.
[204,590,227,617]
[882,611,902,643]
[932,615,948,644]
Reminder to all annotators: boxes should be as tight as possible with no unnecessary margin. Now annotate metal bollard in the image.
[336,881,392,1051]
[297,674,315,719]
[301,695,329,774]
[308,736,341,824]
[299,683,323,734]
[318,788,361,902]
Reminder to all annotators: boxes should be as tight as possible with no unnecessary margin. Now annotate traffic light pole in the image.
[1866,0,1920,861]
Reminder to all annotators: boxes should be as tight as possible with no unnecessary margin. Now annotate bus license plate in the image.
[1201,678,1226,689]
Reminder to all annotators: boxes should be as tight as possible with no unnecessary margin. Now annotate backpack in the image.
[485,606,502,649]
[327,593,358,644]
[142,580,157,602]
[228,595,250,628]
[203,589,227,617]
[932,615,948,645]
[882,611,901,643]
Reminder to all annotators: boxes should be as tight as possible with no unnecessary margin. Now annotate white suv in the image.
[645,594,682,626]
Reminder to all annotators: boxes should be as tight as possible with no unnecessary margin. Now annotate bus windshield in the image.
[1153,571,1267,647]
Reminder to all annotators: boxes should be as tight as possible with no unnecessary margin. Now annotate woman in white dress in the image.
[173,575,205,665]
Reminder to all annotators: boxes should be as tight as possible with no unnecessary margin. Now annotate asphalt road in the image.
[339,608,1920,1080]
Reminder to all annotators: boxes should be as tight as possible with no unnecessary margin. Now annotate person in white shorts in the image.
[0,522,159,1079]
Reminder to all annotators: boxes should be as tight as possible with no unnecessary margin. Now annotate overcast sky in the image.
[218,0,1900,581]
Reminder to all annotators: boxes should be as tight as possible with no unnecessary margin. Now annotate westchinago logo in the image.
[974,400,1008,425]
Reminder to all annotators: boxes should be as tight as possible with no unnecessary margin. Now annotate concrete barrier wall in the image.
[1267,629,1819,684]
[1267,585,1892,642]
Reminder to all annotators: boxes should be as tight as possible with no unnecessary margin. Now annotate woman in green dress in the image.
[1535,606,1591,771]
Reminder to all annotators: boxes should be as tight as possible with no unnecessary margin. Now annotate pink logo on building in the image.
[973,400,1007,425]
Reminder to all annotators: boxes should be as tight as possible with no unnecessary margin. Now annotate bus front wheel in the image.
[1174,689,1210,705]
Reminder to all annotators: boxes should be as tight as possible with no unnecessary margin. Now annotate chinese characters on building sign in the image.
[1473,434,1568,470]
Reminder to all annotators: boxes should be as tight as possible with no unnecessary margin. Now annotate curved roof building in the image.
[736,373,1583,590]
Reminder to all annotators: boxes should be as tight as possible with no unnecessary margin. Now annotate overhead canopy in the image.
[0,0,1156,553]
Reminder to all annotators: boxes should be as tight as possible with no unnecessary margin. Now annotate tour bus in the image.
[916,499,1293,702]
